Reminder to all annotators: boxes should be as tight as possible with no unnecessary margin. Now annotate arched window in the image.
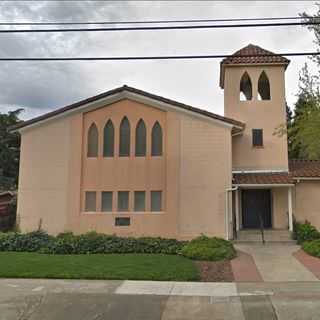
[119,117,130,156]
[135,119,146,156]
[87,123,98,157]
[151,122,163,156]
[258,71,271,100]
[240,72,252,101]
[103,120,114,157]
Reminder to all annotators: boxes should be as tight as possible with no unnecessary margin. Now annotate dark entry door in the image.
[242,189,272,229]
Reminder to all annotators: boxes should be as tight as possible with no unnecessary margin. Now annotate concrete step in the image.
[233,240,297,245]
[234,229,296,244]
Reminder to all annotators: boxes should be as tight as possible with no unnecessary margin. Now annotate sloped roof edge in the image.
[10,85,245,132]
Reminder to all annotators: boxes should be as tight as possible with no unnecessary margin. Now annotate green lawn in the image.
[0,252,199,281]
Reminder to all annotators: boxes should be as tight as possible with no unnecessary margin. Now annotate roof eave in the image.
[10,85,245,133]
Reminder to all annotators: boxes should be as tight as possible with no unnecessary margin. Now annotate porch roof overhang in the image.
[233,172,295,186]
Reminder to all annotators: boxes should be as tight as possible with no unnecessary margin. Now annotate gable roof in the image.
[220,44,290,88]
[11,85,245,132]
[289,159,320,178]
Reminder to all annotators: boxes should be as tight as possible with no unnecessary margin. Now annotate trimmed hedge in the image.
[0,231,185,255]
[180,235,236,261]
[302,239,320,258]
[293,221,320,244]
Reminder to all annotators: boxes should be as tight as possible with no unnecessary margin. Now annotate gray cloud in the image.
[0,1,318,119]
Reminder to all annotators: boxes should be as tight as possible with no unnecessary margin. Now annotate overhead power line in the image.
[0,52,318,61]
[0,16,315,26]
[0,21,318,33]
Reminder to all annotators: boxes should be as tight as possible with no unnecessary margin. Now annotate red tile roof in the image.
[233,160,320,185]
[221,44,290,66]
[220,44,290,88]
[233,172,294,185]
[289,159,320,178]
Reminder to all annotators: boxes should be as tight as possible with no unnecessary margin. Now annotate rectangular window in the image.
[151,191,162,212]
[252,129,263,147]
[118,191,129,211]
[85,191,96,212]
[101,191,113,212]
[134,191,146,211]
[115,217,130,226]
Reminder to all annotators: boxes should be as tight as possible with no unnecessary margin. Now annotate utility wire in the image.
[0,52,318,61]
[0,21,318,33]
[0,16,315,26]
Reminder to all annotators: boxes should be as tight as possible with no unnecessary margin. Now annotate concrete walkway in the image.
[235,244,319,282]
[2,279,320,319]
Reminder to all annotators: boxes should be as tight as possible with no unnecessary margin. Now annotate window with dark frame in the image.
[151,191,162,212]
[103,120,115,157]
[115,217,130,226]
[134,191,146,211]
[135,119,147,156]
[101,191,113,212]
[85,191,96,212]
[87,123,99,157]
[119,117,130,157]
[252,129,263,147]
[118,191,129,211]
[151,122,163,156]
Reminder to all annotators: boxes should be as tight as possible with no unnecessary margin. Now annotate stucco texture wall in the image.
[224,65,288,171]
[272,188,289,229]
[18,97,233,239]
[17,117,71,234]
[294,181,320,229]
[179,115,232,239]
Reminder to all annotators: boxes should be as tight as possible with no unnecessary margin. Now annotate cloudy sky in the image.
[0,1,318,120]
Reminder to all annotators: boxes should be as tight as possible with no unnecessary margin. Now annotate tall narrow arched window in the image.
[135,119,146,156]
[119,117,130,156]
[258,71,271,100]
[240,72,252,101]
[103,120,114,157]
[151,121,163,156]
[87,123,98,157]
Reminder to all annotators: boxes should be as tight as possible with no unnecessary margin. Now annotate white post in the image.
[235,189,240,231]
[225,191,229,240]
[288,187,293,232]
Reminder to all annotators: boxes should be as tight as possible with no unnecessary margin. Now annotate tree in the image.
[283,8,320,159]
[288,64,320,159]
[0,109,23,190]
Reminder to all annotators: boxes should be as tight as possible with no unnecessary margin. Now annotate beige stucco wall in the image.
[294,181,320,229]
[179,115,232,239]
[272,188,289,229]
[224,65,288,171]
[17,117,71,233]
[17,98,233,239]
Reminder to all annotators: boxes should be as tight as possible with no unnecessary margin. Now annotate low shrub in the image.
[0,231,52,252]
[293,221,320,244]
[0,231,185,255]
[180,235,236,261]
[302,239,320,258]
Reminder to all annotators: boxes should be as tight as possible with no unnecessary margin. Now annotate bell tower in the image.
[220,44,290,171]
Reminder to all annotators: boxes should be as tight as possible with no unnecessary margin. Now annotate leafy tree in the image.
[0,109,23,190]
[282,8,320,159]
[288,64,320,159]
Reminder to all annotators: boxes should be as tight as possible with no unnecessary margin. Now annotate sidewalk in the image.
[234,244,319,282]
[2,279,320,320]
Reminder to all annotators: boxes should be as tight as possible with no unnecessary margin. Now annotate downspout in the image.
[225,186,238,240]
